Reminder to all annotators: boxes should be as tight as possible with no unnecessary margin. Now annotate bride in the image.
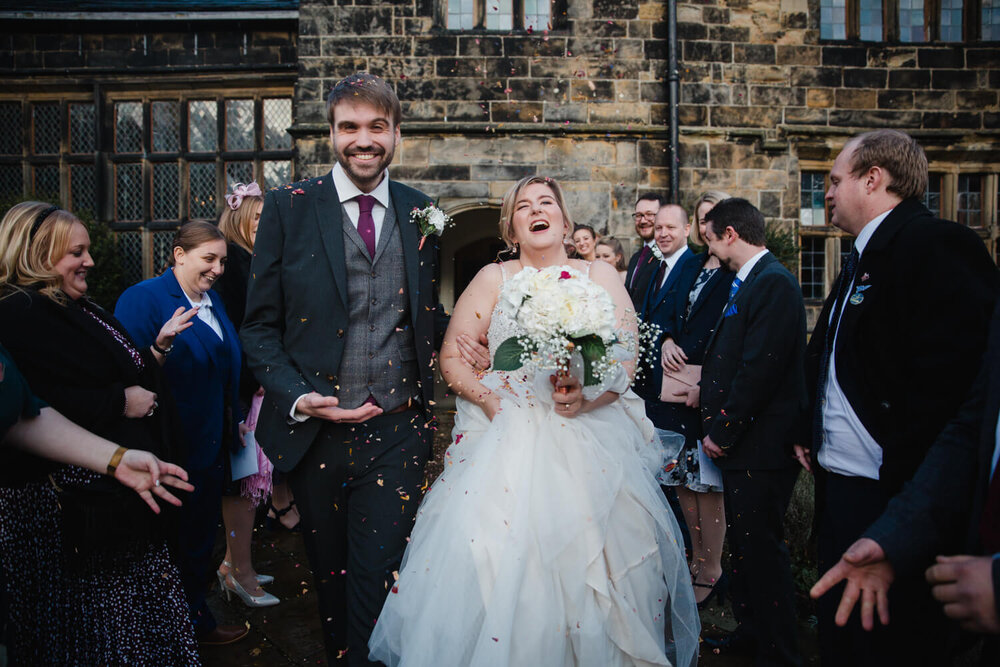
[368,176,699,667]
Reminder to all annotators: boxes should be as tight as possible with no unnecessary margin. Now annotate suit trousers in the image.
[288,409,431,666]
[722,466,801,667]
[817,472,949,667]
[178,457,224,637]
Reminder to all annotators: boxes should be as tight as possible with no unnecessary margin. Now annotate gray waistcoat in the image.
[336,199,420,410]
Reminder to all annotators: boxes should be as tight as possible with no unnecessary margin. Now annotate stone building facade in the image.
[2,0,998,313]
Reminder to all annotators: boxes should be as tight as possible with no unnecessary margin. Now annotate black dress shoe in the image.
[198,623,250,645]
[703,630,755,656]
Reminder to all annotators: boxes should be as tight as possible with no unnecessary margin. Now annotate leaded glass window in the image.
[958,174,983,227]
[33,103,60,155]
[800,172,827,226]
[226,99,255,151]
[859,0,883,40]
[940,0,964,41]
[69,104,96,154]
[115,102,143,153]
[152,101,180,153]
[986,0,1000,40]
[189,100,218,152]
[800,237,826,299]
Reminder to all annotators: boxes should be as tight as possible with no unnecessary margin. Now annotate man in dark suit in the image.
[794,130,998,667]
[625,192,666,310]
[634,203,692,402]
[811,303,1000,665]
[690,197,807,665]
[242,73,445,665]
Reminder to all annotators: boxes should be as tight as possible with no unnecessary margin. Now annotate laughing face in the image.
[510,182,570,253]
[173,239,228,299]
[53,222,94,301]
[329,100,400,192]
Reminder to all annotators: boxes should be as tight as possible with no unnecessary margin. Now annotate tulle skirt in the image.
[369,370,700,667]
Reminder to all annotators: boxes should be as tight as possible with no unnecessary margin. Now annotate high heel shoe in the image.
[217,560,274,588]
[694,572,729,610]
[265,500,300,532]
[221,572,280,608]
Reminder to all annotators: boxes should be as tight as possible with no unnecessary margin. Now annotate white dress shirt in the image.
[735,248,769,283]
[657,245,689,290]
[331,162,391,247]
[818,209,891,479]
[183,289,223,340]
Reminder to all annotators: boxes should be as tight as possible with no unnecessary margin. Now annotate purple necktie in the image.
[357,194,376,258]
[630,245,651,289]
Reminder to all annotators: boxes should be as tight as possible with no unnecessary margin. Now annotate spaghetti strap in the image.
[499,262,509,282]
[586,260,594,278]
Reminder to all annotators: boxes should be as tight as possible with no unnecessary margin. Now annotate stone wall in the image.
[294,0,672,243]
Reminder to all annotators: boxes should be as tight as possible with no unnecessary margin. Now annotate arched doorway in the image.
[439,206,509,311]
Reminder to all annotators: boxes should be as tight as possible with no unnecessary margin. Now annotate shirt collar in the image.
[662,244,688,267]
[736,248,769,282]
[331,163,391,209]
[644,239,656,248]
[182,289,212,309]
[854,208,892,257]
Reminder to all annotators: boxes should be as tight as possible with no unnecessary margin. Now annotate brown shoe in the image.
[198,623,250,646]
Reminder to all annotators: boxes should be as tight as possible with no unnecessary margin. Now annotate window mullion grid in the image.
[885,0,901,41]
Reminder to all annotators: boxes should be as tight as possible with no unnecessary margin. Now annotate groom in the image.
[242,73,444,665]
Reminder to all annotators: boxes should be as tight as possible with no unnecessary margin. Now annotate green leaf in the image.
[492,337,527,371]
[573,335,607,386]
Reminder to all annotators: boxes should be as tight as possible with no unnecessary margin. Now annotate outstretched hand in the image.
[295,392,383,423]
[113,449,194,514]
[155,306,199,352]
[811,537,894,630]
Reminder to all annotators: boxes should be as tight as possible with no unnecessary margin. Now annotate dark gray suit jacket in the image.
[700,252,807,470]
[241,175,442,472]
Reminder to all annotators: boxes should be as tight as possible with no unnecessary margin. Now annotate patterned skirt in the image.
[0,467,200,666]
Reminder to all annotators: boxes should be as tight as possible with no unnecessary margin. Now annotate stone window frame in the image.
[797,160,999,301]
[819,0,994,41]
[0,86,294,281]
[434,0,569,32]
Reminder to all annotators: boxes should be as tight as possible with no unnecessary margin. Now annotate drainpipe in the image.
[667,0,680,204]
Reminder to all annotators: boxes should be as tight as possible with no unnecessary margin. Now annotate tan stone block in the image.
[588,102,650,124]
[647,167,673,189]
[638,2,666,20]
[592,166,642,187]
[781,0,808,13]
[400,138,430,165]
[807,88,834,108]
[776,45,820,66]
[835,89,877,109]
[546,138,617,166]
[615,80,640,103]
[744,65,791,84]
[617,142,637,165]
[677,5,702,22]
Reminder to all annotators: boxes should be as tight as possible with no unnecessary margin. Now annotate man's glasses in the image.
[632,212,656,221]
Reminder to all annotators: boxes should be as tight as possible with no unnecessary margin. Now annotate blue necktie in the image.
[723,277,742,317]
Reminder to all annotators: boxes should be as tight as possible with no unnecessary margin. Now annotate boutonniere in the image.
[410,202,452,250]
[650,244,664,262]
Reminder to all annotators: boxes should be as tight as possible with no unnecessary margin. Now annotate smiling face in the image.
[696,201,715,244]
[702,224,736,271]
[329,100,400,192]
[53,222,94,300]
[572,228,596,258]
[173,239,228,298]
[510,182,570,253]
[594,242,622,269]
[653,205,690,259]
[633,199,658,242]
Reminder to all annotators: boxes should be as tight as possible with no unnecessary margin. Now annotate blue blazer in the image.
[115,268,243,471]
[639,246,693,323]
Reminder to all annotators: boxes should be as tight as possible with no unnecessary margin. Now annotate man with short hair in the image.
[797,129,998,666]
[634,204,692,402]
[242,72,445,665]
[625,193,666,309]
[694,198,807,665]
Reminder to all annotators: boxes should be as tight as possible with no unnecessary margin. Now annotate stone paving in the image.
[202,408,818,666]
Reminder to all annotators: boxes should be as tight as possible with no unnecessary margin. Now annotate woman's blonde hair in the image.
[690,190,731,245]
[498,175,573,249]
[595,237,627,271]
[0,201,85,303]
[218,188,263,253]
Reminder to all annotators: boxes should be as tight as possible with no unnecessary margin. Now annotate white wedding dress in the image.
[369,265,699,667]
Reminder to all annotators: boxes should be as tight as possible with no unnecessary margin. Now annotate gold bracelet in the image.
[106,445,128,476]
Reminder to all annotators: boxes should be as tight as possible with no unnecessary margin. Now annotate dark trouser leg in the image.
[288,411,430,666]
[345,412,430,665]
[817,473,949,667]
[722,467,801,667]
[177,460,224,637]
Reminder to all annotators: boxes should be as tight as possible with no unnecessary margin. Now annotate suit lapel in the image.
[391,181,422,319]
[163,270,219,371]
[686,263,726,322]
[313,178,349,309]
[705,253,773,353]
[647,247,690,314]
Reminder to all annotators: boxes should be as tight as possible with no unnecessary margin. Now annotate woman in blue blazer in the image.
[115,221,249,646]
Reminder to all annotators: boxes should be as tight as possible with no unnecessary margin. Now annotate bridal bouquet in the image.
[492,265,618,386]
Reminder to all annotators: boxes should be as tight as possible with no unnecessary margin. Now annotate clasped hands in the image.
[810,538,1000,635]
